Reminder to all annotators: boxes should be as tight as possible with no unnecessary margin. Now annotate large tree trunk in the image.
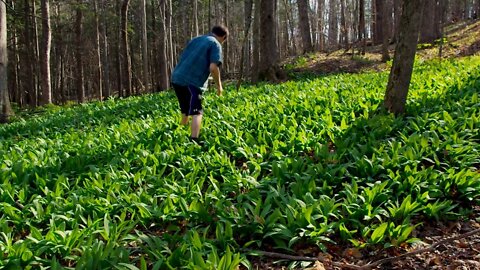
[75,0,85,103]
[420,0,440,43]
[39,0,52,105]
[317,0,325,51]
[257,0,281,82]
[297,0,313,53]
[328,0,338,50]
[0,0,13,123]
[393,0,402,42]
[121,0,132,96]
[193,0,199,37]
[373,0,384,45]
[384,0,424,115]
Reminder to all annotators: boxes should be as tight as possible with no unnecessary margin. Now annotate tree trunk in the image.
[477,0,480,19]
[438,0,447,57]
[317,0,325,51]
[244,0,253,72]
[420,0,439,43]
[358,0,366,54]
[193,0,199,36]
[340,0,349,48]
[140,0,149,92]
[328,0,338,50]
[384,0,424,115]
[167,0,174,73]
[32,0,40,105]
[121,0,132,97]
[393,0,402,43]
[257,0,281,82]
[102,0,110,98]
[297,0,313,53]
[23,0,36,106]
[236,0,253,90]
[0,0,12,122]
[283,0,297,55]
[10,0,20,106]
[93,0,103,100]
[381,0,390,62]
[374,0,384,45]
[39,0,52,105]
[75,0,85,103]
[252,0,261,79]
[158,0,169,91]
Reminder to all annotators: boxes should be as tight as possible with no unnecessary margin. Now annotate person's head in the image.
[211,25,228,43]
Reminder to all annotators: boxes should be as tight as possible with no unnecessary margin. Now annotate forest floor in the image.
[250,19,480,270]
[286,19,480,78]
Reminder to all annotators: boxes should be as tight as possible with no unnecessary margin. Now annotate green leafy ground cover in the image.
[1,56,479,269]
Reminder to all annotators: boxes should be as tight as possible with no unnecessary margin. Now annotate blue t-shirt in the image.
[171,34,223,90]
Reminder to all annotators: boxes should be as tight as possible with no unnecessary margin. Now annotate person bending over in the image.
[171,25,228,145]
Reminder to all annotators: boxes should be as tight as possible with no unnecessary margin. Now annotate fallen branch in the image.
[247,227,480,270]
[251,250,361,270]
[359,227,480,270]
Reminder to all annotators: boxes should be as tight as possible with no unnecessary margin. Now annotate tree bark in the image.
[297,0,313,53]
[23,0,36,106]
[236,0,253,90]
[420,0,439,43]
[328,0,338,50]
[317,0,324,51]
[140,0,149,92]
[10,0,20,106]
[32,0,40,105]
[193,0,199,36]
[93,0,103,100]
[121,0,132,96]
[384,0,424,115]
[158,0,169,91]
[252,0,261,79]
[75,0,85,103]
[0,0,13,122]
[39,0,52,105]
[381,0,390,62]
[393,0,402,42]
[102,0,110,98]
[340,0,349,48]
[358,0,366,54]
[374,0,384,45]
[257,0,282,82]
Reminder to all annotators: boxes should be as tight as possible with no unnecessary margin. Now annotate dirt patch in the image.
[288,55,385,78]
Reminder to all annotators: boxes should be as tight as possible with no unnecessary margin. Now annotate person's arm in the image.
[209,62,223,96]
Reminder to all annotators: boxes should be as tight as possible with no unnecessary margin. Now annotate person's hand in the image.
[217,87,223,96]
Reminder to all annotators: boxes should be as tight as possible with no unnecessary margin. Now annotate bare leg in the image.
[180,114,189,125]
[191,114,203,138]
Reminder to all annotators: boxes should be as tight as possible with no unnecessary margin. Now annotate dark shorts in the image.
[172,83,203,116]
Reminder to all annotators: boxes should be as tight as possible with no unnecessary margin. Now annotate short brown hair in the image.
[212,25,228,38]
